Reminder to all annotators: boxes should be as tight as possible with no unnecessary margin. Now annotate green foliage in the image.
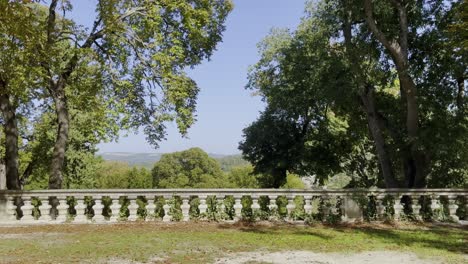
[226,165,260,188]
[95,161,152,189]
[280,173,306,189]
[242,0,468,188]
[152,148,228,188]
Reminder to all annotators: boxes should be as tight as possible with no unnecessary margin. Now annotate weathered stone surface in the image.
[0,188,465,225]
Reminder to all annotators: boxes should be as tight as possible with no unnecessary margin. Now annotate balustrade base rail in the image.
[0,189,466,225]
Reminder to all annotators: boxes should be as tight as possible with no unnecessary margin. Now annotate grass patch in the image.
[0,222,466,263]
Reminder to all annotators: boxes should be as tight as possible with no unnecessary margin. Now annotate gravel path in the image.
[213,250,445,264]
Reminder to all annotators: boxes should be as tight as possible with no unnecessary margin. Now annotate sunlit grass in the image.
[0,222,466,263]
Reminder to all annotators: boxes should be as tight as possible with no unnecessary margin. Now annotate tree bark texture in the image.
[0,92,20,190]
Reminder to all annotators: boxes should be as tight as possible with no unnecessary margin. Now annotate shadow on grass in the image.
[216,222,333,239]
[217,222,467,255]
[344,225,468,255]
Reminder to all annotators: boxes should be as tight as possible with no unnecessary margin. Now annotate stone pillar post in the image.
[286,196,296,221]
[198,196,208,216]
[251,195,260,213]
[55,197,69,222]
[6,196,17,221]
[73,197,88,223]
[181,196,190,222]
[127,198,139,221]
[162,196,172,222]
[429,195,440,221]
[92,196,105,223]
[38,196,52,222]
[233,196,242,221]
[146,198,156,221]
[393,195,403,220]
[20,197,34,222]
[217,196,225,217]
[410,195,422,221]
[375,195,386,221]
[109,196,121,222]
[447,195,459,222]
[304,196,313,215]
[321,195,330,221]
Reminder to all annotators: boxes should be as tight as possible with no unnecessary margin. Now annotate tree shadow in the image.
[332,224,468,255]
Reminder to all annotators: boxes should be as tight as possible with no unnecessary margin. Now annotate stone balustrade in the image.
[0,188,466,225]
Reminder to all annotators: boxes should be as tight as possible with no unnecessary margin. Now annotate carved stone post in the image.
[251,195,260,216]
[429,195,441,221]
[162,196,172,222]
[375,195,386,221]
[217,196,225,218]
[181,196,190,222]
[127,198,139,221]
[92,196,105,223]
[393,195,403,220]
[56,197,69,222]
[109,196,121,222]
[199,196,208,216]
[20,197,34,222]
[233,196,242,221]
[146,198,156,221]
[304,196,313,215]
[447,195,459,222]
[286,196,296,221]
[321,195,330,221]
[73,197,88,223]
[4,196,17,221]
[38,196,52,222]
[410,195,422,221]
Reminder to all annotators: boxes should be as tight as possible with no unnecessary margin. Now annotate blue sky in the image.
[72,0,306,155]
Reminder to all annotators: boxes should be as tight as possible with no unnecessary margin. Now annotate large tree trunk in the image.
[364,0,427,188]
[359,86,399,188]
[0,93,20,190]
[48,82,70,189]
[0,160,6,190]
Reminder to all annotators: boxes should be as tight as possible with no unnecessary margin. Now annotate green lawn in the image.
[0,222,466,263]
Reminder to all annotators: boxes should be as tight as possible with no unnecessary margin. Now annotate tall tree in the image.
[39,0,233,189]
[0,2,40,189]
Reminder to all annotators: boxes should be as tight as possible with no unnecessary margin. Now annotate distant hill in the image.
[98,152,249,170]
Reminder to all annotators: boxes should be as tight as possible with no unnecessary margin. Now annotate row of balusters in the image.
[3,193,467,223]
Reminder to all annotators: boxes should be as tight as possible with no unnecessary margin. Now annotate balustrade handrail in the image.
[0,188,467,199]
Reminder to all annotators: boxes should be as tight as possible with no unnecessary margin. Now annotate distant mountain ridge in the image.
[98,152,248,170]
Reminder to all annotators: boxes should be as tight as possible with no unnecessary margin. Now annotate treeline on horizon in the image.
[1,0,467,190]
[24,148,307,190]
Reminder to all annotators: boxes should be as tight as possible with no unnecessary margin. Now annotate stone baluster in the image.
[286,196,296,221]
[38,196,52,222]
[251,195,260,214]
[162,196,172,222]
[74,197,88,223]
[233,196,243,221]
[447,195,459,222]
[20,196,34,222]
[268,195,278,212]
[127,197,139,221]
[146,198,156,221]
[321,195,330,221]
[109,196,121,222]
[92,196,105,223]
[375,195,386,221]
[465,198,468,221]
[217,196,226,217]
[393,195,403,220]
[199,196,208,216]
[410,195,422,221]
[55,197,69,222]
[304,196,313,215]
[429,194,441,221]
[181,196,191,222]
[6,196,18,221]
